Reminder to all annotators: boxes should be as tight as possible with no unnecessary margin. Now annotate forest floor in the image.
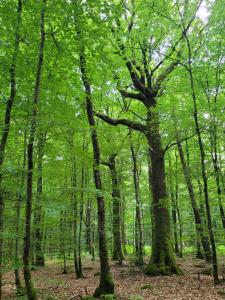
[2,255,225,300]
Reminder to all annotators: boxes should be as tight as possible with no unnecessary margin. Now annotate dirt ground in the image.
[2,256,225,299]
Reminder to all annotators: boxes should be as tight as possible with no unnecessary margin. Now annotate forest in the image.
[0,0,224,299]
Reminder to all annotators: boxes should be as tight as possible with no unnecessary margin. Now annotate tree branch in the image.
[95,112,147,132]
[151,0,203,87]
[153,59,180,91]
[164,130,200,154]
[126,61,147,93]
[119,89,146,102]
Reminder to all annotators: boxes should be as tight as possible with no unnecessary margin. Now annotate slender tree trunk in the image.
[174,154,183,258]
[176,138,212,262]
[59,212,64,259]
[23,1,46,298]
[168,155,179,255]
[15,127,27,295]
[105,154,123,265]
[185,32,219,283]
[79,50,114,296]
[34,132,45,267]
[0,1,22,297]
[70,139,79,277]
[192,91,219,282]
[85,199,95,260]
[14,193,23,294]
[185,136,204,258]
[121,196,127,256]
[77,161,85,277]
[85,199,92,254]
[61,211,67,274]
[78,200,83,276]
[129,136,144,266]
[209,127,225,229]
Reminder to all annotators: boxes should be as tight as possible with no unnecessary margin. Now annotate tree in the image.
[23,1,47,298]
[0,1,22,297]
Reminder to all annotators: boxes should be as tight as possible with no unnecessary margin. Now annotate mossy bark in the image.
[145,203,181,276]
[93,273,115,298]
[145,110,181,276]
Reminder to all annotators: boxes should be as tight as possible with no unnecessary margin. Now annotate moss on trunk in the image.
[145,203,182,276]
[93,273,115,298]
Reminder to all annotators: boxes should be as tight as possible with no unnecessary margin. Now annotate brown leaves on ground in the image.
[2,256,225,300]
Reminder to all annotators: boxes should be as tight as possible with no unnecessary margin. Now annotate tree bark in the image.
[168,155,179,255]
[184,31,219,283]
[85,199,94,255]
[96,108,181,275]
[109,154,123,265]
[145,110,180,276]
[174,153,183,257]
[121,196,127,256]
[209,124,225,229]
[23,1,46,298]
[14,126,27,295]
[129,136,144,266]
[78,47,114,296]
[77,160,85,277]
[69,136,79,277]
[0,1,22,297]
[60,211,68,274]
[176,138,212,262]
[34,132,46,267]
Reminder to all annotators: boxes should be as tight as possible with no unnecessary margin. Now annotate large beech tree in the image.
[96,0,203,275]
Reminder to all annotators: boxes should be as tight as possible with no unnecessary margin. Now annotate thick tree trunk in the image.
[177,138,212,262]
[145,110,180,276]
[23,1,46,298]
[0,1,22,297]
